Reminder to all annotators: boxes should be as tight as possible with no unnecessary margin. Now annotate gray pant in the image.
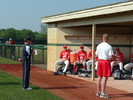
[22,59,31,89]
[124,63,133,70]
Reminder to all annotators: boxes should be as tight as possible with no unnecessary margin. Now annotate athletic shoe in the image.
[62,72,66,76]
[22,87,32,90]
[131,75,133,79]
[73,72,77,75]
[12,56,15,59]
[53,72,58,75]
[100,93,109,98]
[87,69,91,72]
[96,92,101,96]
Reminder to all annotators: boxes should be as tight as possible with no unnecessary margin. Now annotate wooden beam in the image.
[92,24,96,81]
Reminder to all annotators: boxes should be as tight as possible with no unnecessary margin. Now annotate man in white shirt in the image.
[95,34,114,98]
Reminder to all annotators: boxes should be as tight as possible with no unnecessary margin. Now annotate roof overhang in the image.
[42,1,133,24]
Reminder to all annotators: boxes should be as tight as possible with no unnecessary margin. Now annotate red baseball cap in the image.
[63,45,67,48]
[80,45,84,49]
[115,48,120,51]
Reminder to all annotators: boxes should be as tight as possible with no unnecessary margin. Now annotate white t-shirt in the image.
[95,42,114,60]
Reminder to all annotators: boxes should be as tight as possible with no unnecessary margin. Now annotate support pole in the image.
[129,26,133,58]
[92,24,96,81]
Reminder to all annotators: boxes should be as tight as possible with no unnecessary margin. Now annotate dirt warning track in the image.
[0,64,133,100]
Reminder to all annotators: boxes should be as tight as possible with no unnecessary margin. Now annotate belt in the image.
[99,59,110,60]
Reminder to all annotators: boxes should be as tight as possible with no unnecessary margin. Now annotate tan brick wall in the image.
[47,24,58,71]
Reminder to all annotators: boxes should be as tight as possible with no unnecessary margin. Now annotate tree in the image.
[40,24,48,34]
[16,29,35,40]
[3,28,16,39]
[0,28,47,44]
[35,33,47,40]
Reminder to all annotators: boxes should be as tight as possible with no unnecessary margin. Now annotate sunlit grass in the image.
[0,57,20,64]
[0,70,63,100]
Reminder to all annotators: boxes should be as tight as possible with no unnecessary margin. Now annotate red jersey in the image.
[9,40,14,45]
[59,50,70,60]
[88,50,93,59]
[113,52,123,61]
[88,50,98,60]
[77,50,87,61]
[131,53,133,58]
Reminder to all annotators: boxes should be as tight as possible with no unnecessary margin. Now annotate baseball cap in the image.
[9,38,12,41]
[80,45,84,48]
[115,47,120,51]
[24,36,32,42]
[63,45,67,48]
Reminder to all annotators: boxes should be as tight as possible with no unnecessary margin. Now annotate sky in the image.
[0,0,127,32]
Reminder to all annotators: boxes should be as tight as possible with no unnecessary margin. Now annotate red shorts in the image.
[97,60,111,77]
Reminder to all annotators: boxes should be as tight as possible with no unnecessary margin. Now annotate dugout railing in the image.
[0,43,47,65]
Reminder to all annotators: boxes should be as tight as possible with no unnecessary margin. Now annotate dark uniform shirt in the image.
[22,44,32,61]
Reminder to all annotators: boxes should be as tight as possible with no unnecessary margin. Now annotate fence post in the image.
[14,46,16,60]
[42,49,44,64]
[0,45,2,56]
[2,45,3,57]
[10,47,12,59]
[18,46,20,59]
[4,45,7,58]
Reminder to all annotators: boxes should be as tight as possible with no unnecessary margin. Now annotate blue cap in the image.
[24,36,32,42]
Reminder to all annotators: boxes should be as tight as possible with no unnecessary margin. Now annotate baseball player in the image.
[8,38,15,59]
[54,45,70,75]
[95,34,114,98]
[124,52,133,78]
[111,48,123,72]
[22,36,35,90]
[86,49,98,72]
[73,46,87,74]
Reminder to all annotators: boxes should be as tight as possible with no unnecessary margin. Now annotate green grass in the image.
[0,70,63,100]
[0,57,20,64]
[0,49,60,100]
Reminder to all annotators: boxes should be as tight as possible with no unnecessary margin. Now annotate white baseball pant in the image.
[86,60,98,71]
[111,61,123,72]
[54,60,69,73]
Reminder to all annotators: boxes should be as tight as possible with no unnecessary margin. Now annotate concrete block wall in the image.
[47,25,132,71]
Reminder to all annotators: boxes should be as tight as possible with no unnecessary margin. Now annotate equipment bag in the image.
[112,65,124,80]
[57,65,73,75]
[57,66,64,75]
[113,69,122,79]
[78,68,91,77]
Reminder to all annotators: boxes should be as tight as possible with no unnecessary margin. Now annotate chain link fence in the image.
[0,44,47,68]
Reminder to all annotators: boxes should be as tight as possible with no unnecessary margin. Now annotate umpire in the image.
[22,36,34,90]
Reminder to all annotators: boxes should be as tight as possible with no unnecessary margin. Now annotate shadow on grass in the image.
[0,75,6,77]
[32,87,41,90]
[0,82,21,85]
